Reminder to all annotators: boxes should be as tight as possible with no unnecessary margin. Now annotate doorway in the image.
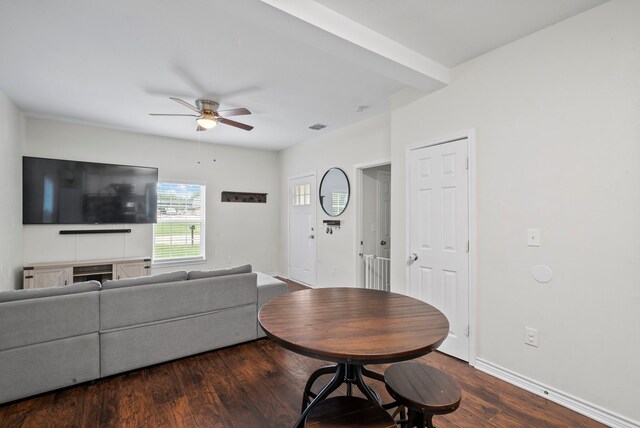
[357,163,391,291]
[288,174,316,286]
[406,135,474,362]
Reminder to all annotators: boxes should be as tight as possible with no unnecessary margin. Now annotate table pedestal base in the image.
[295,363,389,428]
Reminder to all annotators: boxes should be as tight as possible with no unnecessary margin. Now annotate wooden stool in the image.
[305,396,396,428]
[384,362,462,428]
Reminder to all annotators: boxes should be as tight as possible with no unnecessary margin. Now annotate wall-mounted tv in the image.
[23,157,158,225]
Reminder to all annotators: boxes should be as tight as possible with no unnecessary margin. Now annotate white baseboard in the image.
[475,358,639,428]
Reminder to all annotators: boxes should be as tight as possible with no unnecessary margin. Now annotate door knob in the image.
[380,240,387,245]
[409,253,418,261]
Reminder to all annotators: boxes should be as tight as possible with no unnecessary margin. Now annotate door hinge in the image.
[466,158,469,170]
[467,240,469,253]
[465,325,470,337]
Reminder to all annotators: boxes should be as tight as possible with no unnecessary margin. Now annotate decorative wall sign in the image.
[221,191,267,203]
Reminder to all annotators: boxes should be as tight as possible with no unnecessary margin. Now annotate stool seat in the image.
[305,396,396,428]
[385,363,461,428]
[385,362,461,414]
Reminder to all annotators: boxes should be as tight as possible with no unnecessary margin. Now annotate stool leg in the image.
[395,406,408,428]
[406,409,426,428]
[425,414,434,428]
[416,412,426,428]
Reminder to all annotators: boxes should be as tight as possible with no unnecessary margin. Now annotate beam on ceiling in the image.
[260,0,450,92]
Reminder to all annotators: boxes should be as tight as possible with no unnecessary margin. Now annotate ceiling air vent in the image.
[309,123,327,130]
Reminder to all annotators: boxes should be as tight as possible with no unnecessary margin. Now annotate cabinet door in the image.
[114,262,148,280]
[31,267,73,289]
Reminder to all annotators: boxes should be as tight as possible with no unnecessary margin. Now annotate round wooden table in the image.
[258,287,449,428]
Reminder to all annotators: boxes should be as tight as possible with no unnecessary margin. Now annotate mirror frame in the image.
[319,167,350,217]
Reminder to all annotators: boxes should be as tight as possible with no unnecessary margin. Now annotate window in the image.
[293,183,311,206]
[153,182,205,263]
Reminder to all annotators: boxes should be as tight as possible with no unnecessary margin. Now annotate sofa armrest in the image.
[256,273,289,338]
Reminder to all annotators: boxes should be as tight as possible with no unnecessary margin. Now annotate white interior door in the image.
[408,138,469,361]
[288,175,316,286]
[376,170,391,258]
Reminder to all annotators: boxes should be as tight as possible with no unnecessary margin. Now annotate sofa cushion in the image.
[0,280,100,303]
[100,272,258,330]
[187,264,252,280]
[101,271,187,289]
[0,289,100,351]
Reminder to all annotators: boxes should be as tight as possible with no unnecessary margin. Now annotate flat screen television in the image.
[23,156,158,224]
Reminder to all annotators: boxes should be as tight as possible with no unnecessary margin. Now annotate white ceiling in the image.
[0,0,607,151]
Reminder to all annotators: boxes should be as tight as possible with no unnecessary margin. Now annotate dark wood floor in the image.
[277,276,310,293]
[0,279,604,428]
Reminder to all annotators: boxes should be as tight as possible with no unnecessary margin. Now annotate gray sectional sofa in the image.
[0,265,288,404]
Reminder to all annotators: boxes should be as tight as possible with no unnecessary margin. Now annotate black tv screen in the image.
[23,157,158,224]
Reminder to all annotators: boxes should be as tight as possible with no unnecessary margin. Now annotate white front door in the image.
[288,175,316,286]
[408,138,469,361]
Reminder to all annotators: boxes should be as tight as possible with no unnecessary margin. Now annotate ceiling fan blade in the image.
[170,97,201,113]
[149,113,198,117]
[216,107,251,117]
[218,117,253,131]
[196,125,207,132]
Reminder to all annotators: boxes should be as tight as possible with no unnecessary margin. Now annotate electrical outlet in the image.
[227,256,232,265]
[524,327,539,347]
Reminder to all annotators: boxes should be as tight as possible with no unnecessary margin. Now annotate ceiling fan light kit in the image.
[196,114,217,129]
[150,97,253,132]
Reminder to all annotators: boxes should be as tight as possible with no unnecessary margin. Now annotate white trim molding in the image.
[353,159,392,289]
[475,358,640,428]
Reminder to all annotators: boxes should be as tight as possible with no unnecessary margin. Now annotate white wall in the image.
[389,0,640,422]
[24,118,281,275]
[278,113,390,286]
[0,92,25,290]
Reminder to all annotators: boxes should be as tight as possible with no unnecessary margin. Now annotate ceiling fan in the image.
[150,97,253,132]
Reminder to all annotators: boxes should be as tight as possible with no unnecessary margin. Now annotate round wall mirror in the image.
[319,168,350,217]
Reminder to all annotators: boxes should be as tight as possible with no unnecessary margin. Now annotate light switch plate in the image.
[527,229,541,246]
